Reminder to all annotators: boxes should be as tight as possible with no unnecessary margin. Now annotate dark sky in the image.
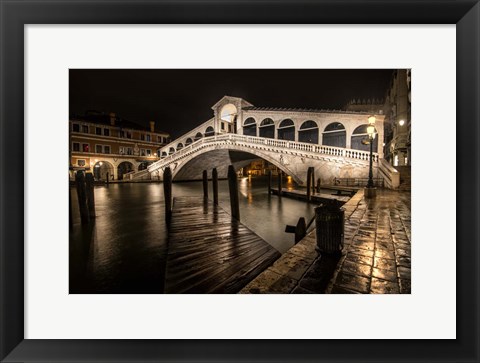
[69,69,393,139]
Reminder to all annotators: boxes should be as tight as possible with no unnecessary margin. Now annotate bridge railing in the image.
[147,133,378,173]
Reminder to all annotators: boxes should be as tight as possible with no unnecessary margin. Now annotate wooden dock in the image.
[165,197,281,294]
[270,188,351,203]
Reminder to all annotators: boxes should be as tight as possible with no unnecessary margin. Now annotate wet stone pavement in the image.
[240,189,411,294]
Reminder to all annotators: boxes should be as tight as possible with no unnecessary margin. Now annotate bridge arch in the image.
[243,117,257,136]
[168,147,176,155]
[177,142,184,151]
[322,122,346,148]
[259,118,275,138]
[185,138,193,146]
[205,126,215,137]
[117,161,134,180]
[278,119,295,141]
[194,132,203,141]
[298,120,319,144]
[351,125,378,152]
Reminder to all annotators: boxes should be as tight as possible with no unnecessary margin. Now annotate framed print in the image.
[1,0,479,362]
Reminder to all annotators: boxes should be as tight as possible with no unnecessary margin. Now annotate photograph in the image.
[69,69,411,294]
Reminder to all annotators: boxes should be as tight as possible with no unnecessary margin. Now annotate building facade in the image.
[69,111,170,180]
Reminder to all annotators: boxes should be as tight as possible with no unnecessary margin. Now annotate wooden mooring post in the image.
[202,170,208,200]
[316,177,321,193]
[277,170,283,197]
[212,168,219,205]
[163,167,172,223]
[267,169,272,194]
[307,167,315,201]
[75,170,89,225]
[85,173,96,219]
[106,172,110,186]
[228,165,240,221]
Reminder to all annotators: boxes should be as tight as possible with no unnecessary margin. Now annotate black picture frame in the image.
[1,1,478,362]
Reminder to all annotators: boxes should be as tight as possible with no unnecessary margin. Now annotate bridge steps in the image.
[165,197,281,293]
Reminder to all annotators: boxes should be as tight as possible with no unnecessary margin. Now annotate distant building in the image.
[69,111,170,180]
[383,69,411,166]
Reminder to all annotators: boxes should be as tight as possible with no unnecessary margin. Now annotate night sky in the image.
[69,69,394,139]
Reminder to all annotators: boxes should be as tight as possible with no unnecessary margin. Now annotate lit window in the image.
[73,142,80,151]
[82,144,89,152]
[77,159,85,166]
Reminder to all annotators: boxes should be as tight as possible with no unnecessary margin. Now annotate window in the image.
[141,134,145,141]
[104,128,110,136]
[158,136,162,142]
[95,145,103,153]
[72,142,80,151]
[126,131,132,139]
[104,145,110,154]
[120,130,125,138]
[120,146,133,155]
[96,127,102,135]
[146,134,151,142]
[146,149,151,156]
[221,122,225,130]
[72,124,80,132]
[140,149,146,156]
[77,159,86,166]
[82,125,89,133]
[82,144,89,152]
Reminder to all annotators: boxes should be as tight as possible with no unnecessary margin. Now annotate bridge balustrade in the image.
[146,134,378,174]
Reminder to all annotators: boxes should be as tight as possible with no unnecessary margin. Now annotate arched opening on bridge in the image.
[298,120,319,144]
[259,118,275,138]
[205,126,215,137]
[177,143,184,151]
[168,147,175,155]
[277,119,295,141]
[322,122,346,148]
[185,138,193,146]
[220,103,237,123]
[243,117,257,137]
[194,132,203,141]
[117,161,134,180]
[351,125,378,152]
[161,151,168,158]
[93,161,114,181]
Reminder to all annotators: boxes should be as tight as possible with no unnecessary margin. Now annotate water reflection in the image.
[70,176,320,293]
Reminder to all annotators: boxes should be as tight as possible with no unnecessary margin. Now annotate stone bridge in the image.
[136,134,380,185]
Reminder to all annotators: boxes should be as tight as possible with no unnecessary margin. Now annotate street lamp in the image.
[365,115,376,197]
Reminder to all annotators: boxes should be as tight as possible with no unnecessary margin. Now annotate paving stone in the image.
[374,249,396,260]
[334,271,370,294]
[345,252,373,266]
[371,267,397,282]
[352,241,375,251]
[397,266,411,280]
[291,286,316,294]
[331,285,361,294]
[240,269,297,294]
[370,278,400,294]
[396,255,411,267]
[373,257,397,272]
[287,240,318,261]
[349,247,374,258]
[399,278,411,294]
[341,260,372,278]
[269,252,313,281]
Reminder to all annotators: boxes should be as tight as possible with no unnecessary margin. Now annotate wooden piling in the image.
[311,168,316,196]
[202,170,208,200]
[277,170,282,197]
[212,168,219,205]
[163,167,172,223]
[228,165,240,221]
[316,177,321,193]
[268,169,272,194]
[106,172,109,185]
[75,171,89,225]
[307,167,313,201]
[85,173,96,219]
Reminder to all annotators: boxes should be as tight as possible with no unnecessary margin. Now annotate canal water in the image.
[70,176,325,293]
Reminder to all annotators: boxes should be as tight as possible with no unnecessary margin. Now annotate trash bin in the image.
[315,200,344,255]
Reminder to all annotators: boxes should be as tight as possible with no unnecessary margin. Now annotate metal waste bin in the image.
[315,200,344,254]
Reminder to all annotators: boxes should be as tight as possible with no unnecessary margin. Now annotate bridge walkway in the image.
[165,197,281,293]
